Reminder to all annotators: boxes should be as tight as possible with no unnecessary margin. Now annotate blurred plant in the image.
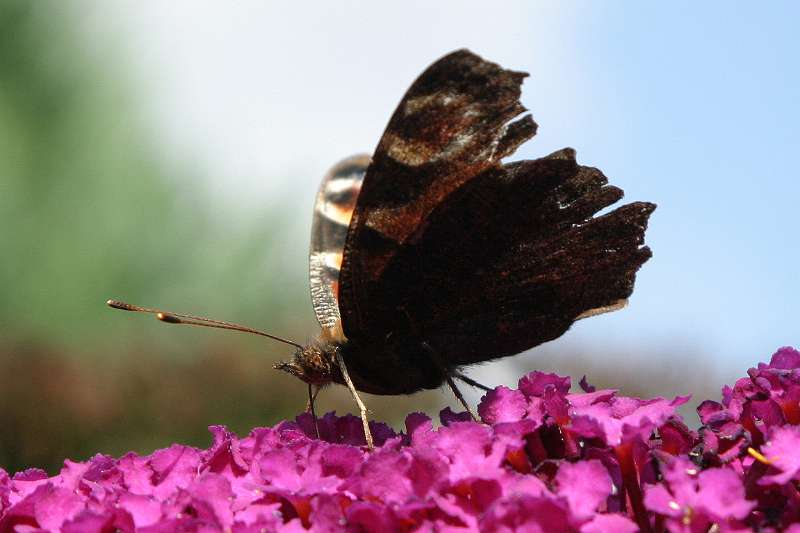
[0,342,445,474]
[0,342,292,474]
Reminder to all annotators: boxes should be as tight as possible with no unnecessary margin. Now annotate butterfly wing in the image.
[338,49,537,341]
[368,148,655,365]
[309,155,369,330]
[336,49,654,390]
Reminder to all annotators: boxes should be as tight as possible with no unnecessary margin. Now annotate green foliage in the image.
[0,0,300,470]
[1,1,184,345]
[0,1,301,349]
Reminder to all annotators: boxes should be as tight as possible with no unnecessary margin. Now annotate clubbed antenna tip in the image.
[105,298,304,350]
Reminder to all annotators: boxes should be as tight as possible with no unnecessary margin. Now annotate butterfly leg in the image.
[443,372,480,422]
[334,351,374,449]
[422,342,480,422]
[454,372,493,392]
[306,384,321,439]
[305,384,321,412]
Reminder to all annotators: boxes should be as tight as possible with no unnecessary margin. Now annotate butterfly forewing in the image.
[338,49,538,342]
[309,155,369,330]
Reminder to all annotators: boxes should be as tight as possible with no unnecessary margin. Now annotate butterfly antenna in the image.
[106,299,304,350]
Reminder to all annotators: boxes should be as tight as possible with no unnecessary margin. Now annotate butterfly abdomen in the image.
[337,338,445,395]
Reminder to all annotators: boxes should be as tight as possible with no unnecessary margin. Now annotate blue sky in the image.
[86,1,798,392]
[556,2,799,373]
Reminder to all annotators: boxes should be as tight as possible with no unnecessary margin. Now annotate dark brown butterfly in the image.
[109,49,654,449]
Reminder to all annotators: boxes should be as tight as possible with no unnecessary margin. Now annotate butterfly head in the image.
[273,339,340,386]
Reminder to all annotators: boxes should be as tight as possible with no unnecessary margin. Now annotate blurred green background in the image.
[0,1,451,474]
[2,1,796,474]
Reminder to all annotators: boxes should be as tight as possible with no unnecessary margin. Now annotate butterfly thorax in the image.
[274,337,343,387]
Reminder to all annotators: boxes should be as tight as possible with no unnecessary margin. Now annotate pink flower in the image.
[580,513,638,533]
[645,457,754,531]
[478,386,528,424]
[758,425,800,485]
[555,460,613,521]
[2,347,799,531]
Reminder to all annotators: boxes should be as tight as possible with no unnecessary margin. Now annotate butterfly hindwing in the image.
[309,155,369,331]
[372,148,655,365]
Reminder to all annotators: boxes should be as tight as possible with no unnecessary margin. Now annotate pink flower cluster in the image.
[2,347,800,532]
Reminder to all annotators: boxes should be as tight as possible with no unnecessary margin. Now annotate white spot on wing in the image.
[385,130,476,167]
[323,251,343,272]
[403,92,457,116]
[316,200,355,227]
[575,299,628,321]
[324,175,361,195]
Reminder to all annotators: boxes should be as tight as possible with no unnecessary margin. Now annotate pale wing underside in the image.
[309,155,370,329]
[575,299,628,321]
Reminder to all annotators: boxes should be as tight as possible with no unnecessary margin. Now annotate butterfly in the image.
[109,49,655,449]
